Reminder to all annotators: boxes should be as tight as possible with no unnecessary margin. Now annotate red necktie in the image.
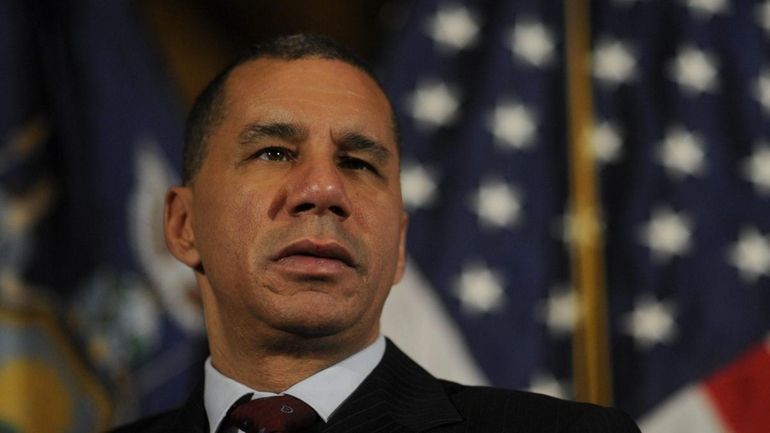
[225,395,319,433]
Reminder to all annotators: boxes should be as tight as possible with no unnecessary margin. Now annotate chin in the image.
[267,292,362,336]
[247,291,380,353]
[280,320,348,338]
[263,322,354,354]
[263,311,376,354]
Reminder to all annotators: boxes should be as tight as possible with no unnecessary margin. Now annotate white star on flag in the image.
[639,207,694,262]
[486,101,537,150]
[726,227,770,283]
[684,0,729,18]
[668,46,719,95]
[755,70,770,115]
[408,80,461,129]
[742,144,770,195]
[528,373,570,400]
[658,127,707,179]
[401,161,439,210]
[470,178,523,229]
[508,20,556,68]
[536,285,580,337]
[592,121,624,164]
[757,1,770,34]
[593,39,637,86]
[623,295,678,350]
[453,261,506,315]
[425,4,480,51]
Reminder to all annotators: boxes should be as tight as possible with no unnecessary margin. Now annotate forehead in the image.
[221,58,396,145]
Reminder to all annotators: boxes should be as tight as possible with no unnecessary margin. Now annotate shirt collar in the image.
[204,335,385,433]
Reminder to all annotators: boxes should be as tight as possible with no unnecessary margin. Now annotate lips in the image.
[273,239,356,268]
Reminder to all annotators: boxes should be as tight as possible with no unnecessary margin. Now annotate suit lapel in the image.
[323,339,463,433]
[178,382,209,433]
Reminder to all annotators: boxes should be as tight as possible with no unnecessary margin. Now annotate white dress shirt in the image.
[204,335,386,433]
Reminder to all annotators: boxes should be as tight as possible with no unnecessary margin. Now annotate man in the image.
[112,34,640,433]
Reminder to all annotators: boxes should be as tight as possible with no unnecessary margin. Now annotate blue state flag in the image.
[0,0,207,431]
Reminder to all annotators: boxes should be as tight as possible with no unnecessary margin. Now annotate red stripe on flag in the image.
[704,342,770,433]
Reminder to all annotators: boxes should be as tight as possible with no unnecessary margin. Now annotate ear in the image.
[392,211,409,285]
[164,186,201,269]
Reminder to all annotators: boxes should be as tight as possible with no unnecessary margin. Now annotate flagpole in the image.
[564,0,613,405]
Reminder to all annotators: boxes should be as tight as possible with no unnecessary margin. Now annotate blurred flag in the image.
[0,0,205,431]
[379,0,770,431]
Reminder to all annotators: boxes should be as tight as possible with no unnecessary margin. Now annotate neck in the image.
[209,328,377,393]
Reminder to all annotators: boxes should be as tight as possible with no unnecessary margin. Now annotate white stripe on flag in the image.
[382,258,489,386]
[639,384,731,433]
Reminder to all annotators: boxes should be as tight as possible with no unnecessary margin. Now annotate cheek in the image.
[195,186,269,270]
[357,198,403,267]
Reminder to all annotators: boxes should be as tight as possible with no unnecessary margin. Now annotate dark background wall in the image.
[138,0,409,106]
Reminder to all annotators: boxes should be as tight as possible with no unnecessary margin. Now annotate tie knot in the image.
[226,395,319,433]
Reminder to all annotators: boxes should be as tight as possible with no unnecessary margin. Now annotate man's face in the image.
[168,58,407,353]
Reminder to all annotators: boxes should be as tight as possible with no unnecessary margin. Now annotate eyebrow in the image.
[238,122,308,145]
[336,131,393,164]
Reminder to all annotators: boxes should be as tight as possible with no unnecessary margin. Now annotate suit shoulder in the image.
[106,408,186,433]
[439,381,640,433]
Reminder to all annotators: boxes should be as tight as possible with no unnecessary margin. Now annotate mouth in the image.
[273,239,357,268]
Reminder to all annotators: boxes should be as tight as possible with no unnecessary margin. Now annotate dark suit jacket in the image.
[110,340,640,433]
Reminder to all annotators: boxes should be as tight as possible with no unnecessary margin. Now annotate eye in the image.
[339,156,380,175]
[253,147,295,162]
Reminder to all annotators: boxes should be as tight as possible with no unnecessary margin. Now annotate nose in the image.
[284,158,352,220]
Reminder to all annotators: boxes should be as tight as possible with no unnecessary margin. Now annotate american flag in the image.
[378,0,770,431]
